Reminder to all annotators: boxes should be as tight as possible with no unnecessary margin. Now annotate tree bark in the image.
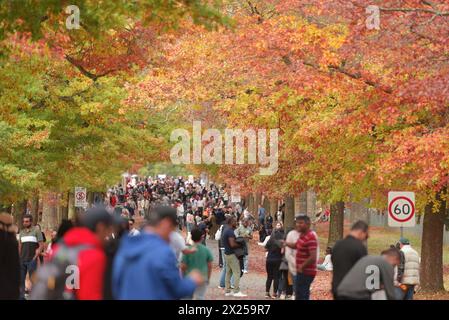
[255,193,262,215]
[420,192,446,292]
[42,193,58,231]
[60,191,69,220]
[247,193,255,215]
[269,198,278,217]
[306,190,317,217]
[298,192,307,214]
[284,196,295,231]
[328,201,345,247]
[30,194,40,223]
[68,191,76,220]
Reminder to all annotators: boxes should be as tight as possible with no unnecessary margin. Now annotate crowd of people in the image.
[0,175,421,300]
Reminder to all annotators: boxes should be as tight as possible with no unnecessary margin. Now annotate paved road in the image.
[203,238,333,300]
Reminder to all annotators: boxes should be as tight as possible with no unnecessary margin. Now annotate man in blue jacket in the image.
[112,206,204,300]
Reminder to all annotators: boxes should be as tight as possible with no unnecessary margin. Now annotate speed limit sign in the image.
[388,191,415,227]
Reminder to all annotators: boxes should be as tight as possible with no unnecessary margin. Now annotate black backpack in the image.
[30,242,92,300]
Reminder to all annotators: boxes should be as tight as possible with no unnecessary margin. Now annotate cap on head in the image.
[399,237,410,245]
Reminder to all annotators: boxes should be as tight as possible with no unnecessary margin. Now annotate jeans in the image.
[242,239,249,272]
[220,249,234,288]
[177,216,184,230]
[20,259,37,298]
[291,272,297,295]
[279,270,293,296]
[265,260,281,294]
[295,273,315,300]
[395,287,405,300]
[225,254,241,293]
[186,222,195,233]
[218,243,223,267]
[404,285,415,300]
[243,255,249,272]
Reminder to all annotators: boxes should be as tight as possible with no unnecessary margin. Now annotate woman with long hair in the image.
[264,222,284,298]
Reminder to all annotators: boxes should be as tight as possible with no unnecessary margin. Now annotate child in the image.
[181,228,213,300]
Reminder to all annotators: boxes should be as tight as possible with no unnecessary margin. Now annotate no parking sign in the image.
[75,187,87,208]
[388,191,415,227]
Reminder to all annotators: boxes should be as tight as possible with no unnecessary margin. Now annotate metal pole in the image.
[400,226,403,239]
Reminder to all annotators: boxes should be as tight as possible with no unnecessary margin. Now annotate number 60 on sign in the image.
[388,191,415,227]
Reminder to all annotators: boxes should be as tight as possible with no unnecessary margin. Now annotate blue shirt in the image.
[112,232,196,300]
[258,207,266,220]
[222,227,236,255]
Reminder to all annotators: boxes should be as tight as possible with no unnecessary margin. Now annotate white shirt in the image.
[321,254,333,271]
[177,205,184,217]
[285,229,300,275]
[169,231,186,262]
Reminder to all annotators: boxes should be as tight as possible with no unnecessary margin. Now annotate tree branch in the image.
[65,55,116,81]
[298,58,393,94]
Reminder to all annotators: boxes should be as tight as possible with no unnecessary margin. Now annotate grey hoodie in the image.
[337,255,397,300]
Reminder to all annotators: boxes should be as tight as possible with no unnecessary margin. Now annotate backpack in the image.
[30,242,92,300]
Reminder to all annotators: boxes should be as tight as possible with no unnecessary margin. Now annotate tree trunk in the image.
[284,196,295,231]
[298,192,307,214]
[247,193,255,215]
[328,201,345,247]
[68,191,76,220]
[30,194,40,223]
[60,191,69,220]
[42,193,58,231]
[306,190,316,217]
[255,193,262,215]
[269,199,278,217]
[420,192,446,292]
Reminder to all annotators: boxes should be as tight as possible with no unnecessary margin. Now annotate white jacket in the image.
[285,230,300,275]
[401,245,420,285]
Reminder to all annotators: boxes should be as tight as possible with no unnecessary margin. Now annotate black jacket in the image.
[331,235,367,298]
[0,230,20,300]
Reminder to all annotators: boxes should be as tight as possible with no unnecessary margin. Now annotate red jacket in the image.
[53,227,106,300]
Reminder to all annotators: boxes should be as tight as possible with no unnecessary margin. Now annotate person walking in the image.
[235,218,253,274]
[222,216,247,297]
[18,214,43,299]
[398,238,420,300]
[112,206,203,299]
[331,220,368,299]
[285,215,318,300]
[51,208,112,300]
[181,228,213,300]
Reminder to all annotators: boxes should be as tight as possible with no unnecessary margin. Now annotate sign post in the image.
[388,191,416,229]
